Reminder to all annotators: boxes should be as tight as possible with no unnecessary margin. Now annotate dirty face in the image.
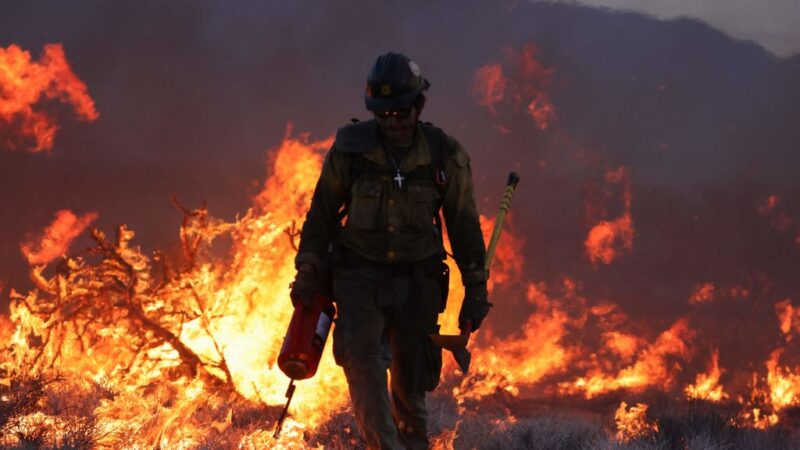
[375,106,419,147]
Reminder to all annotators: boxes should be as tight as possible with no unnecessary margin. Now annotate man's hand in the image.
[458,282,492,331]
[290,264,318,308]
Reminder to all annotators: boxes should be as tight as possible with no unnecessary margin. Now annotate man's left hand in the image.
[458,282,492,331]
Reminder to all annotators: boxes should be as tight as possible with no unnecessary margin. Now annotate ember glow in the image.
[0,43,98,153]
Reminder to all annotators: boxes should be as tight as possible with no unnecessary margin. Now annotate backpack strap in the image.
[419,122,448,245]
[419,122,448,192]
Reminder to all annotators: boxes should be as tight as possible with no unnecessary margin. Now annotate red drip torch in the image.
[274,292,336,438]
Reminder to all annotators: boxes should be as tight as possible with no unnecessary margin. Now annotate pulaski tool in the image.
[430,172,521,373]
[273,292,336,438]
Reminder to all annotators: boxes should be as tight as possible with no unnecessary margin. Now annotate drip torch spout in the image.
[273,378,297,439]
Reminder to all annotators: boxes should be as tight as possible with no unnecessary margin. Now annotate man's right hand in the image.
[289,264,318,308]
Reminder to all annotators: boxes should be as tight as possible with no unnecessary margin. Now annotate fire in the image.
[614,402,657,442]
[689,282,716,304]
[584,166,634,265]
[510,44,556,130]
[758,194,800,246]
[20,209,98,265]
[775,299,800,339]
[603,331,642,360]
[561,319,694,398]
[454,280,574,405]
[1,125,348,448]
[685,349,728,402]
[0,43,98,153]
[2,109,800,447]
[473,43,556,131]
[765,349,800,411]
[473,64,506,115]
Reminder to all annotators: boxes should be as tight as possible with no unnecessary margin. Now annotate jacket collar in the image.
[362,123,431,171]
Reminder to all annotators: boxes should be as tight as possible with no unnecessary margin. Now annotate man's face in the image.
[375,106,418,147]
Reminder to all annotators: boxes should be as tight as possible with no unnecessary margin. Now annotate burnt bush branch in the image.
[11,207,240,387]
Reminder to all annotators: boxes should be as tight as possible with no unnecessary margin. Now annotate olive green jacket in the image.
[295,120,486,284]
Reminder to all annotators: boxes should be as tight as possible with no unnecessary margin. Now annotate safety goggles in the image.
[374,107,413,120]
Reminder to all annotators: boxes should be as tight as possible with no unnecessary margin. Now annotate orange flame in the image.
[473,64,507,115]
[7,119,800,446]
[766,349,800,411]
[689,282,716,304]
[474,43,556,131]
[510,44,556,130]
[20,209,98,265]
[685,349,728,402]
[561,319,694,398]
[585,167,634,265]
[0,44,98,153]
[775,299,800,339]
[758,194,800,246]
[456,280,575,404]
[615,402,657,442]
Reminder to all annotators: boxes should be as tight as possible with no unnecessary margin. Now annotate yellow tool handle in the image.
[485,172,520,276]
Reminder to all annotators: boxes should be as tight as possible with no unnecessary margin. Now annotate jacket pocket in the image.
[347,180,382,230]
[405,184,440,232]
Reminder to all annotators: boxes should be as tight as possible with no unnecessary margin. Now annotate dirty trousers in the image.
[332,259,443,450]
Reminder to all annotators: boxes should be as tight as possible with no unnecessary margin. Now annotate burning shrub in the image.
[0,368,112,450]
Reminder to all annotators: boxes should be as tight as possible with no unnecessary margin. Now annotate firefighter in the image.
[290,51,490,449]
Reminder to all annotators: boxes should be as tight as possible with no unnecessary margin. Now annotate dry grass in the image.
[3,369,800,449]
[0,369,113,450]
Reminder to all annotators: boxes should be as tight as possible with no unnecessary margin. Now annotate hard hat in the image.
[365,52,430,112]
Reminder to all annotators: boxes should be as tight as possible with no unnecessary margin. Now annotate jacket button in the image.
[388,251,396,258]
[388,199,395,207]
[388,225,396,232]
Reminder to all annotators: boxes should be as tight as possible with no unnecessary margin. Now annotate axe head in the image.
[430,322,473,373]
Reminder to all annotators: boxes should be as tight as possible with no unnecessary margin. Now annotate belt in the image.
[336,246,420,276]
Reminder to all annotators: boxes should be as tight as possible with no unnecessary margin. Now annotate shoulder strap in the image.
[419,122,448,193]
[419,122,449,245]
[334,119,378,154]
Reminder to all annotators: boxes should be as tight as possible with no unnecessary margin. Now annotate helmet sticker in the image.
[409,61,421,76]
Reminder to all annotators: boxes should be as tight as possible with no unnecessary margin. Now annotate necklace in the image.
[385,142,412,189]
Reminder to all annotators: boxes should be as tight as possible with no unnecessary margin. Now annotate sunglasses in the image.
[374,107,413,120]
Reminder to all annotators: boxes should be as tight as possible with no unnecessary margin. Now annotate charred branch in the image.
[285,220,300,251]
[172,194,209,269]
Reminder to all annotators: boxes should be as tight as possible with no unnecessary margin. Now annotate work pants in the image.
[332,254,443,450]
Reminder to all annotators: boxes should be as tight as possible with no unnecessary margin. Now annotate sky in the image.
[559,0,800,56]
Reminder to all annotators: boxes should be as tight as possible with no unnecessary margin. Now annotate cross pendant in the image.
[393,171,405,189]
